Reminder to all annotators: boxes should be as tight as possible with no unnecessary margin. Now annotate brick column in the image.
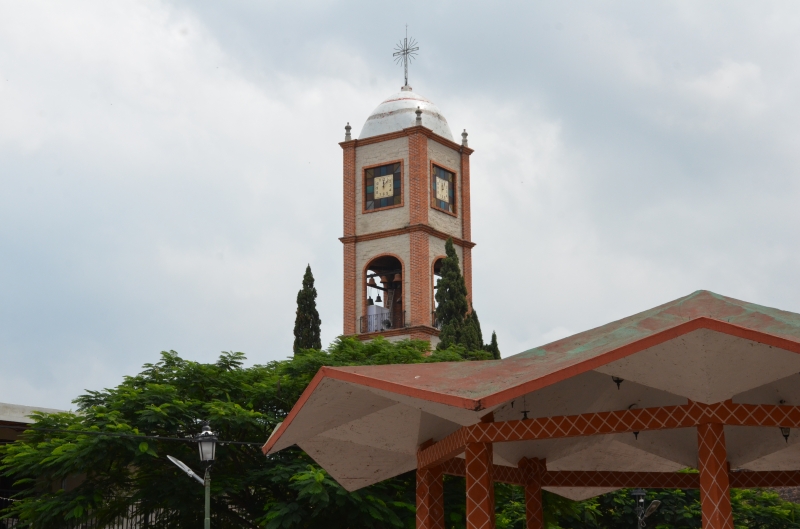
[460,149,473,305]
[462,246,473,308]
[519,458,544,529]
[697,423,733,529]
[343,241,356,335]
[465,442,495,529]
[409,232,430,327]
[416,465,444,529]
[408,130,429,225]
[341,141,357,335]
[408,130,430,328]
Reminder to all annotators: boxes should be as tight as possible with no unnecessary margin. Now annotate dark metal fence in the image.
[360,311,406,333]
[0,496,251,529]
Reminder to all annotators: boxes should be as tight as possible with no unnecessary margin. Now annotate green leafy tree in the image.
[0,338,463,529]
[435,238,470,351]
[462,307,484,353]
[554,486,800,529]
[293,265,322,354]
[435,239,496,358]
[484,331,501,360]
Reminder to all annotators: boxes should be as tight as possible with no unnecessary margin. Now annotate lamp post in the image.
[631,488,661,528]
[196,422,218,529]
[167,421,218,529]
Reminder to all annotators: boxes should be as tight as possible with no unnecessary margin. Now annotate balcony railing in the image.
[360,311,407,333]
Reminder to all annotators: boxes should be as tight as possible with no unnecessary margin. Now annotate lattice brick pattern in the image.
[440,458,525,485]
[543,471,699,489]
[703,402,800,428]
[419,402,800,468]
[698,423,733,529]
[730,471,800,488]
[438,461,800,490]
[519,458,545,529]
[416,465,445,529]
[465,443,495,529]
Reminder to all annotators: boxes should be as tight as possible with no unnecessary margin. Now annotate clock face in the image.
[431,165,455,213]
[365,162,402,211]
[435,177,449,202]
[374,175,394,199]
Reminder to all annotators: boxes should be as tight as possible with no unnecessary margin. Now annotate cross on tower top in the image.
[393,25,419,88]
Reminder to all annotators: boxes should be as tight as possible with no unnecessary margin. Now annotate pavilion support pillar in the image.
[697,423,733,529]
[519,458,545,529]
[466,442,495,529]
[416,465,444,529]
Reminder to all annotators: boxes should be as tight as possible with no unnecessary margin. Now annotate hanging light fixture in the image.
[612,376,624,390]
[195,422,218,463]
[781,427,790,443]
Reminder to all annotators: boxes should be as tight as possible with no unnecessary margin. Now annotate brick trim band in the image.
[340,125,475,155]
[339,224,476,248]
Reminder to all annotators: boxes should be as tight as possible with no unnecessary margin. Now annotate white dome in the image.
[359,87,454,141]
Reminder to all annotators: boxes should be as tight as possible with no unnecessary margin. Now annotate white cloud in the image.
[3,1,800,407]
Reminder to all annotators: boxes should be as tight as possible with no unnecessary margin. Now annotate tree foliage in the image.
[550,486,800,529]
[435,239,499,358]
[0,338,464,528]
[484,331,501,360]
[293,265,322,354]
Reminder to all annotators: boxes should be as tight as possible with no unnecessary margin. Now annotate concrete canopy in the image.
[263,291,800,499]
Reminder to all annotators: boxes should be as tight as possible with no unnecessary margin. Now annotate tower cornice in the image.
[340,126,474,155]
[339,224,476,249]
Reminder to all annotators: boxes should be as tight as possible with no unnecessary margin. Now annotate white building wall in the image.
[427,138,463,238]
[355,138,410,235]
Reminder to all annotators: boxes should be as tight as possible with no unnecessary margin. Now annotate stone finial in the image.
[461,129,469,147]
[344,122,352,141]
[415,107,422,126]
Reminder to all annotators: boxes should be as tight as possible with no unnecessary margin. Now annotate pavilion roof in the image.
[319,290,800,410]
[263,290,800,496]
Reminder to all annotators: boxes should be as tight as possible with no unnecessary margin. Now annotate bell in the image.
[367,296,374,306]
[393,273,402,282]
[380,276,389,286]
[367,277,377,287]
[375,294,382,303]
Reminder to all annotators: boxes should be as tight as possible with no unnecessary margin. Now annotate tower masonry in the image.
[340,85,475,346]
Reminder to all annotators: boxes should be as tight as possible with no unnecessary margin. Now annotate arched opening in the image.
[362,255,405,333]
[432,257,445,329]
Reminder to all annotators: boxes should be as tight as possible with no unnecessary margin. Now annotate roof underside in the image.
[266,291,800,498]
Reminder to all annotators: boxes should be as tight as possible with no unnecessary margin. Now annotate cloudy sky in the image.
[2,1,800,410]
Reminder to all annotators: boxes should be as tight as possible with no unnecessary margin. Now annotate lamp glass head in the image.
[196,422,217,462]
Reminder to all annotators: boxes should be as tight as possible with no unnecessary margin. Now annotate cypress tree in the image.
[434,238,500,357]
[435,239,469,350]
[484,331,501,360]
[462,306,484,352]
[293,264,322,354]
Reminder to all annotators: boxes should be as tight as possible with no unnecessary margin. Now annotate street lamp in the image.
[631,488,661,528]
[197,422,218,462]
[167,421,218,529]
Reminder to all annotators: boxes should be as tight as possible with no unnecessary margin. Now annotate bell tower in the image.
[339,85,475,345]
